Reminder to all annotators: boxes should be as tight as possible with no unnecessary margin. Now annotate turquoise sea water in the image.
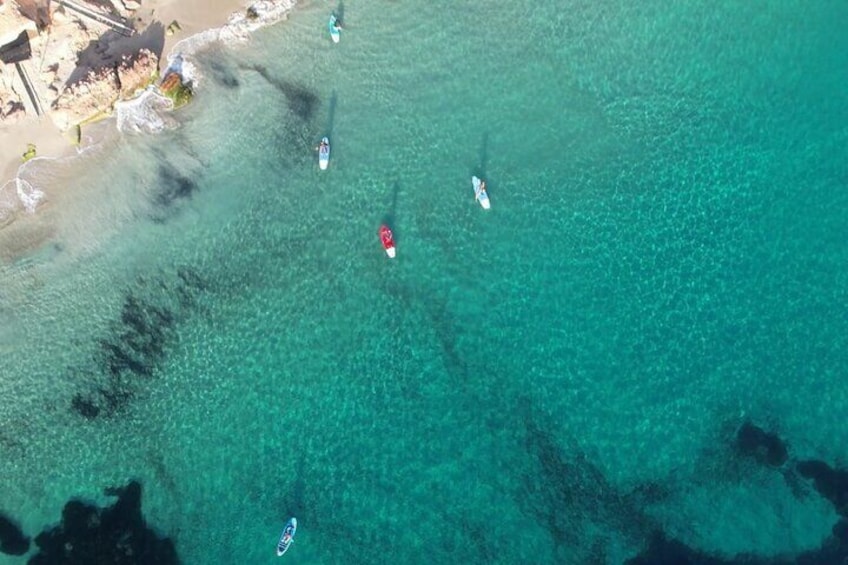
[1,0,847,563]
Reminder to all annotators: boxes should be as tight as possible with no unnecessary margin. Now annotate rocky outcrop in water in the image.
[51,48,158,131]
[29,480,180,564]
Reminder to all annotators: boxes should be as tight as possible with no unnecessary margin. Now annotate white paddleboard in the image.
[276,517,297,557]
[318,137,330,170]
[472,176,491,209]
[329,15,340,43]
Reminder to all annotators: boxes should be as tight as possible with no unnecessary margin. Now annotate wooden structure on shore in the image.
[0,2,45,116]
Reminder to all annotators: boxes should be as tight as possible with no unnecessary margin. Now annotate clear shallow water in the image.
[1,1,847,563]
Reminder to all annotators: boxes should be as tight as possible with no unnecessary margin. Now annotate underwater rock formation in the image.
[70,267,207,419]
[625,424,848,564]
[624,531,753,565]
[626,521,848,565]
[735,421,788,467]
[796,460,848,518]
[29,480,180,564]
[154,162,198,209]
[0,512,29,555]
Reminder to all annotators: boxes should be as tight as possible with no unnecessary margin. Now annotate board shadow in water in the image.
[277,455,307,522]
[475,132,489,179]
[325,90,337,140]
[245,64,319,122]
[381,180,401,231]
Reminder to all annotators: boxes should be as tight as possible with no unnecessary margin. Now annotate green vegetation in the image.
[22,144,36,162]
[68,125,82,146]
[166,20,182,36]
[159,72,193,109]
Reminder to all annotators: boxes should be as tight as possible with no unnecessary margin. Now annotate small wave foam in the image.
[0,159,52,224]
[115,87,176,134]
[15,177,45,213]
[166,0,298,86]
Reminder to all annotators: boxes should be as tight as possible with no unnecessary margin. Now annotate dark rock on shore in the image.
[0,512,29,555]
[29,480,180,565]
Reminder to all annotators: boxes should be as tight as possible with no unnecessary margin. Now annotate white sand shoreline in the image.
[0,0,295,239]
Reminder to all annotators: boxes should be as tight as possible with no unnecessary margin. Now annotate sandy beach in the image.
[0,0,272,227]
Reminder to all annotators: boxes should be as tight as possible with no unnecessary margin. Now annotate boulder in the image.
[1,99,26,123]
[116,48,157,97]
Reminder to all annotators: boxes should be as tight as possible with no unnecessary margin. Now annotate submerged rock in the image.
[735,421,788,467]
[0,512,29,555]
[797,460,848,518]
[29,481,180,564]
[70,268,208,419]
[626,426,848,564]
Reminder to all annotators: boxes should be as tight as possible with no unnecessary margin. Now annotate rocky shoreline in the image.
[0,0,278,189]
[0,0,167,133]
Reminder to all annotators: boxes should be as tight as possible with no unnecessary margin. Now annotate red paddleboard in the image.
[379,225,396,258]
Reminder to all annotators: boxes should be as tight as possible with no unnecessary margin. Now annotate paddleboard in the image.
[379,225,396,258]
[329,14,340,43]
[318,137,330,170]
[472,176,491,209]
[276,517,297,557]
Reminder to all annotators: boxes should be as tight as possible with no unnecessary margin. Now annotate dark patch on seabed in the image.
[735,420,788,468]
[148,162,199,225]
[0,512,29,555]
[625,421,848,564]
[28,480,180,564]
[69,266,208,419]
[206,58,240,89]
[517,398,663,563]
[154,163,197,208]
